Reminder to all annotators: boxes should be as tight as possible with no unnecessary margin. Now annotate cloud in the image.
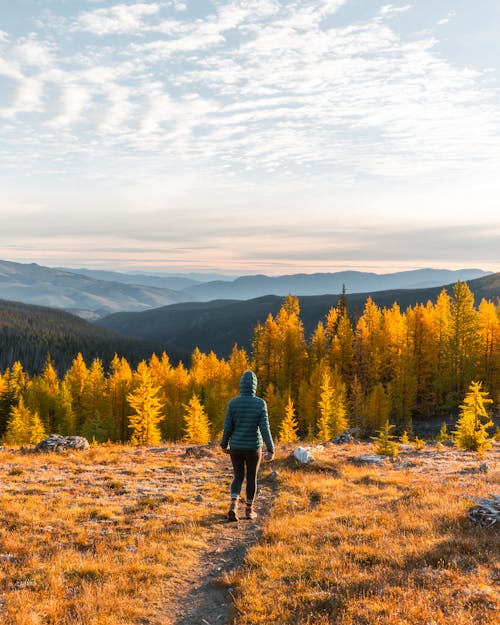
[438,10,456,26]
[73,2,162,36]
[0,0,499,270]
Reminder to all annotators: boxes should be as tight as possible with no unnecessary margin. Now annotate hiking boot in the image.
[245,505,257,520]
[227,501,239,522]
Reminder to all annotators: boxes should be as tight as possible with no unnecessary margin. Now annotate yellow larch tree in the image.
[317,370,334,441]
[127,364,164,445]
[108,354,132,442]
[279,396,300,443]
[453,381,493,454]
[183,393,211,444]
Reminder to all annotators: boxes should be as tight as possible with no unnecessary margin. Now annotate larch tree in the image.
[453,381,493,454]
[64,353,89,431]
[108,354,132,442]
[449,282,481,404]
[365,382,391,433]
[29,410,47,444]
[317,371,334,441]
[3,397,31,444]
[183,393,211,444]
[279,396,300,443]
[82,358,110,442]
[127,366,164,446]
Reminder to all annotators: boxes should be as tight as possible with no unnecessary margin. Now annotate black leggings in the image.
[229,449,262,503]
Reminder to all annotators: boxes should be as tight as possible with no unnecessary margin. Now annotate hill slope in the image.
[0,299,162,374]
[179,268,490,301]
[97,273,500,360]
[0,259,189,319]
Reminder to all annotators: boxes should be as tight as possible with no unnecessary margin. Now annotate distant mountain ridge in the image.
[97,272,500,363]
[0,260,188,319]
[178,268,490,301]
[0,259,492,320]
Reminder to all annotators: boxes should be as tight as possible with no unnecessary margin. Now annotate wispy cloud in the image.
[73,3,162,36]
[1,0,498,183]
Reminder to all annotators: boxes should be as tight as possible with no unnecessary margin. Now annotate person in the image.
[220,370,275,521]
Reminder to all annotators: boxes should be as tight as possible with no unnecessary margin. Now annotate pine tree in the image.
[127,367,164,446]
[453,381,493,454]
[183,394,211,444]
[279,396,299,443]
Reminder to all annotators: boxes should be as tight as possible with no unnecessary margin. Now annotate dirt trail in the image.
[170,479,276,625]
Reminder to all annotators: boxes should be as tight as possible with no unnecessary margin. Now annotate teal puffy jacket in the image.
[220,370,275,452]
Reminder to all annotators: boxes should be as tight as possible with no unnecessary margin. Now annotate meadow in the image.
[0,442,498,625]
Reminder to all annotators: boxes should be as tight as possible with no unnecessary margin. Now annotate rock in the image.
[441,439,455,447]
[479,462,490,473]
[399,461,416,468]
[184,446,213,458]
[350,455,386,466]
[468,494,500,527]
[332,428,360,444]
[195,494,204,502]
[35,434,90,453]
[293,446,315,464]
[399,444,414,452]
[264,471,279,481]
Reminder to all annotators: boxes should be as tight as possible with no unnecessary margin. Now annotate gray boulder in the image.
[35,434,90,452]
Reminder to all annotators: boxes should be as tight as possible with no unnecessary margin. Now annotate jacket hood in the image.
[240,370,257,396]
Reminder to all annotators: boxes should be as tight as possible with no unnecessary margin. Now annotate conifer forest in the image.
[0,282,498,445]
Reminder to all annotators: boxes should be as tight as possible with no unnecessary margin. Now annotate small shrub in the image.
[372,421,399,457]
[413,436,426,451]
[436,423,451,442]
[399,431,410,445]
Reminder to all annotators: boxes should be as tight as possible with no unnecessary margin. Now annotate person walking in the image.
[220,370,275,521]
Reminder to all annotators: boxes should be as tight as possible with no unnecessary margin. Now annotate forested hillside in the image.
[1,281,498,445]
[0,299,160,373]
[98,272,500,360]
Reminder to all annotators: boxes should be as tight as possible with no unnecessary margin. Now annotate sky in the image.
[0,0,499,275]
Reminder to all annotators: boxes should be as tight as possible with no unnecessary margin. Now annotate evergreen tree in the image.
[453,381,493,454]
[279,396,299,443]
[183,393,211,444]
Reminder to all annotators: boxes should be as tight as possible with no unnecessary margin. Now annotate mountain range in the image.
[0,259,490,319]
[0,260,187,319]
[174,268,489,301]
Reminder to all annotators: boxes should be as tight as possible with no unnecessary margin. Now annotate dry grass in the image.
[0,444,228,625]
[230,443,500,625]
[0,442,498,625]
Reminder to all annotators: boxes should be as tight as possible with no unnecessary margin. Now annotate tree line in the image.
[0,282,498,445]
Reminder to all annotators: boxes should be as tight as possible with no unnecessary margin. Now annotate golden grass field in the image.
[0,442,498,625]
